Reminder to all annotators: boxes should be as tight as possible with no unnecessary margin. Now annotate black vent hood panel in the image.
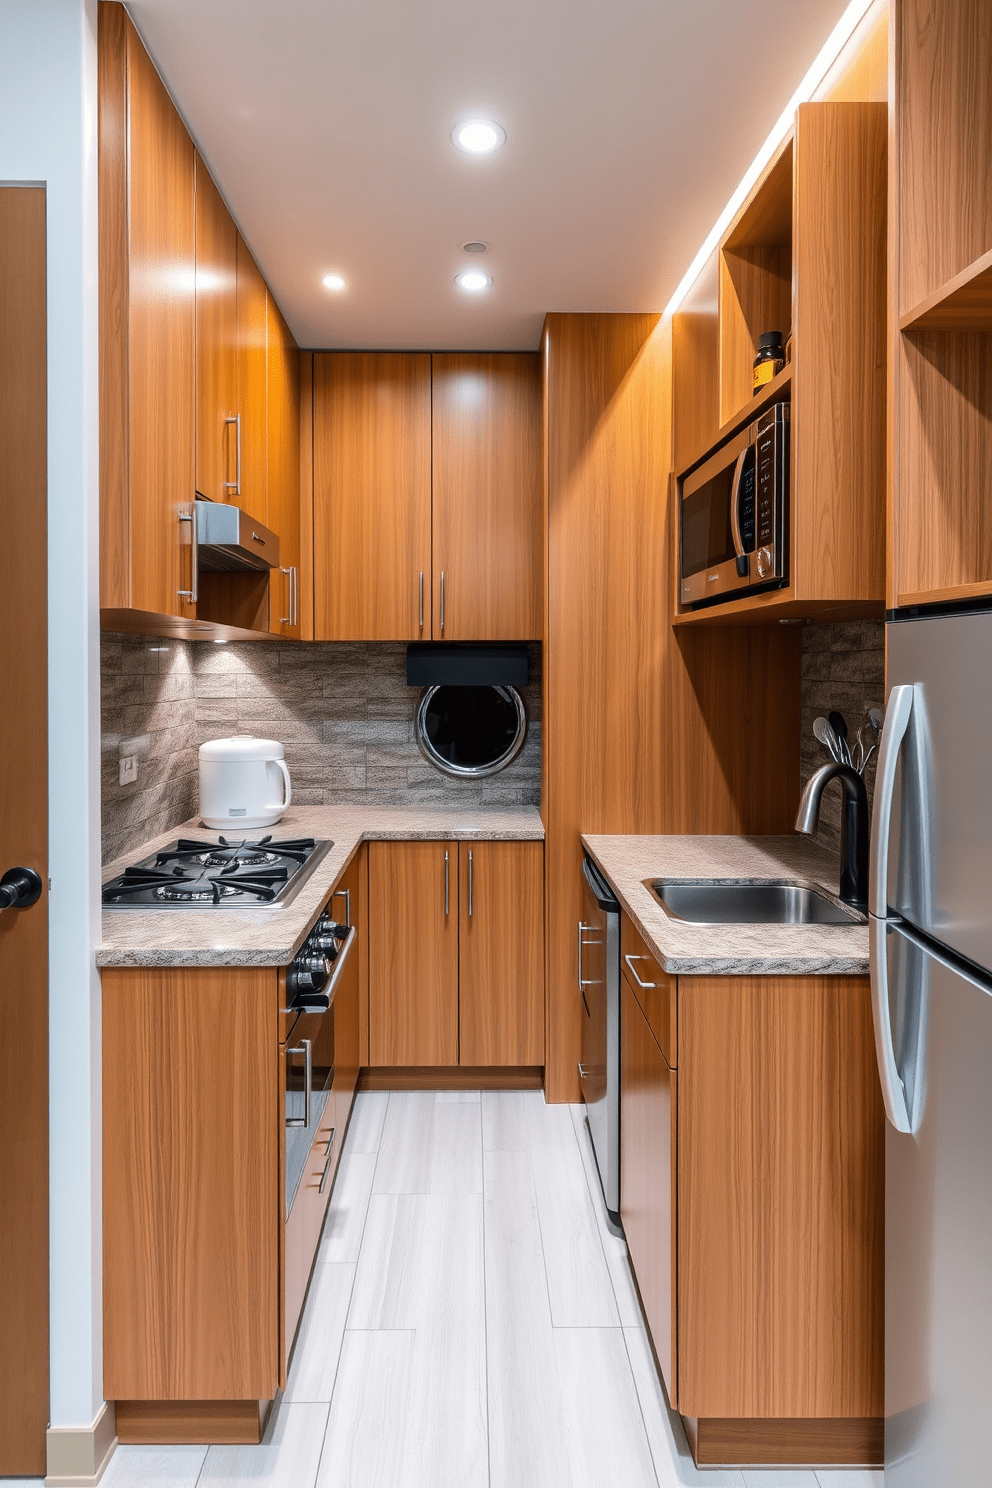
[406,643,529,688]
[195,500,280,573]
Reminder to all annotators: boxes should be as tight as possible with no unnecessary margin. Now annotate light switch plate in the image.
[119,754,138,786]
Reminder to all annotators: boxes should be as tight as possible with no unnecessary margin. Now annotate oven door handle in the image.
[286,1038,312,1129]
[729,448,749,572]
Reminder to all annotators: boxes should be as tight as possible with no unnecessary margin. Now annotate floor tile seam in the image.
[617,1324,668,1488]
[555,1105,624,1328]
[284,1260,361,1409]
[479,1095,494,1488]
[312,1334,414,1487]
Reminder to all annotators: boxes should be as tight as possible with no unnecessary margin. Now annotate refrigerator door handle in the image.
[869,914,912,1133]
[869,683,915,918]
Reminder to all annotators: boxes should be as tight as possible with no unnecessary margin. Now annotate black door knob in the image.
[0,867,43,910]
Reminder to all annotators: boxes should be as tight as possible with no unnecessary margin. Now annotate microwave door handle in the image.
[729,449,749,572]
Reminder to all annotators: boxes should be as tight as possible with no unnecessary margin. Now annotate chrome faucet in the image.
[795,762,870,910]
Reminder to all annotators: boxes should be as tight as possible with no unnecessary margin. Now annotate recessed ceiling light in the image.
[456,270,492,294]
[462,241,488,253]
[451,119,505,155]
[322,273,347,291]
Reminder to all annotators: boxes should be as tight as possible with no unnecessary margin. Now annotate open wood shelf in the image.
[100,607,281,643]
[673,592,883,628]
[900,248,992,331]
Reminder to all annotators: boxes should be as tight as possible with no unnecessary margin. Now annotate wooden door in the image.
[0,186,49,1475]
[313,352,431,640]
[236,234,267,523]
[266,295,302,637]
[99,4,196,620]
[431,353,542,639]
[368,842,458,1066]
[458,841,544,1065]
[195,155,238,504]
[620,975,676,1405]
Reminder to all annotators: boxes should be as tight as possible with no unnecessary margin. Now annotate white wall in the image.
[0,0,103,1434]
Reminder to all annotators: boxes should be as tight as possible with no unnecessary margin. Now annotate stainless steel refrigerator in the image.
[871,610,992,1485]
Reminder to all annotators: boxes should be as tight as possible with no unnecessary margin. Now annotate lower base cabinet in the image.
[618,914,885,1468]
[368,838,544,1070]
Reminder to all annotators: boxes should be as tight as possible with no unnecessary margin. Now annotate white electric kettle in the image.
[198,736,292,829]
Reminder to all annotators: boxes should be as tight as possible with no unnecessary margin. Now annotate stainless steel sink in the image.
[646,878,866,925]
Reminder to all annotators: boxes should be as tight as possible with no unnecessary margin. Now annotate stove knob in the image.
[287,954,331,998]
[313,920,347,956]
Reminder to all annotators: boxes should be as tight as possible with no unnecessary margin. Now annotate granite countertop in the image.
[98,804,544,968]
[581,834,869,977]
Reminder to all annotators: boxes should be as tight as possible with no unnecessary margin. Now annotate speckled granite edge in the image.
[581,834,870,977]
[98,804,544,969]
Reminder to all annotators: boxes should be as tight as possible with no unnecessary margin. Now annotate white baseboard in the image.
[45,1401,117,1486]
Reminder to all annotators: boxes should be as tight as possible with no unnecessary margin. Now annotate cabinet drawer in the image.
[621,914,676,1066]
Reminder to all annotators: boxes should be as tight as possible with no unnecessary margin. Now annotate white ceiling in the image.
[125,0,850,351]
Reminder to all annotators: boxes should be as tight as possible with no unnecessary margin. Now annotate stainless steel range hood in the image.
[195,500,280,573]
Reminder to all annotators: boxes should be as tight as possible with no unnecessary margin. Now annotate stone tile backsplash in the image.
[799,619,885,859]
[101,635,542,864]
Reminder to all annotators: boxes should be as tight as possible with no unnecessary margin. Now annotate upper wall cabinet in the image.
[193,158,238,508]
[313,352,432,641]
[311,351,542,642]
[99,2,197,624]
[266,298,303,638]
[672,101,887,626]
[890,0,992,609]
[431,354,542,641]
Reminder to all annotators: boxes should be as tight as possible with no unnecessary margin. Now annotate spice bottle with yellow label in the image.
[753,330,785,394]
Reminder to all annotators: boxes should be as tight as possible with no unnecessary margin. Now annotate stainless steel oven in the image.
[679,400,789,609]
[578,856,621,1228]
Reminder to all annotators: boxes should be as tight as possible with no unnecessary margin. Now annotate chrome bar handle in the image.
[440,571,445,633]
[444,850,450,916]
[280,566,291,624]
[468,849,474,918]
[291,565,298,627]
[419,571,424,631]
[577,1062,592,1082]
[318,1129,337,1194]
[624,954,657,990]
[286,1038,312,1129]
[869,916,912,1133]
[178,504,198,603]
[332,886,351,928]
[223,414,241,495]
[578,921,597,989]
[868,685,915,918]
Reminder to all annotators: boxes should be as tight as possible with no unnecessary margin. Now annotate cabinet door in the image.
[459,841,544,1065]
[431,353,542,640]
[266,295,302,637]
[194,156,238,504]
[329,845,366,1134]
[313,352,431,640]
[236,234,267,523]
[368,841,458,1065]
[102,10,196,619]
[621,975,677,1404]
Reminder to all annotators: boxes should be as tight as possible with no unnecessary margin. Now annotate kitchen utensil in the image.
[813,716,842,763]
[828,710,853,767]
[198,736,292,829]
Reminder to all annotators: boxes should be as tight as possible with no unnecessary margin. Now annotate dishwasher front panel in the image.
[579,856,621,1219]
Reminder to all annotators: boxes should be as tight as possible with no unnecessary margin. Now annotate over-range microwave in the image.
[678,401,789,609]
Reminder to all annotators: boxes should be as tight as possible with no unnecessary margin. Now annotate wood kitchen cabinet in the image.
[266,297,303,638]
[368,839,544,1070]
[98,2,197,624]
[431,353,542,640]
[313,352,432,641]
[236,236,268,523]
[459,840,544,1065]
[194,156,238,507]
[312,352,541,641]
[616,926,885,1468]
[368,840,459,1065]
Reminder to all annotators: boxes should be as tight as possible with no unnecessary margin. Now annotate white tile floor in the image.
[68,1091,884,1488]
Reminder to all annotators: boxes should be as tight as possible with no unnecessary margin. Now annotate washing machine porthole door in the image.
[415,685,527,778]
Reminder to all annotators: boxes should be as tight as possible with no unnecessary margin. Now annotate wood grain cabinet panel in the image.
[620,913,676,1066]
[194,157,238,506]
[103,966,280,1403]
[620,976,677,1405]
[458,841,544,1066]
[330,846,366,1134]
[235,235,268,524]
[98,2,196,621]
[368,841,459,1066]
[431,353,542,640]
[266,296,303,638]
[676,974,884,1422]
[313,352,432,640]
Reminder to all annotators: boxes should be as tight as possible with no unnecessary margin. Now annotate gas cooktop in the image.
[102,835,332,910]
